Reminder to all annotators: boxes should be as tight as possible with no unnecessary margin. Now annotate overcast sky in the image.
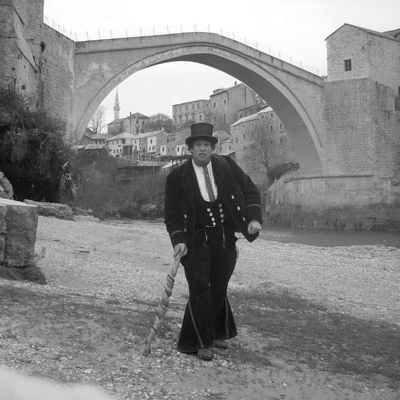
[44,0,400,124]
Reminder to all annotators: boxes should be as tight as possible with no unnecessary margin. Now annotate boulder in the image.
[24,200,74,220]
[0,198,38,267]
[0,171,14,199]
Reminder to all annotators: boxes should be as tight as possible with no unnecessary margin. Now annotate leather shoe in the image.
[214,339,229,349]
[197,347,213,361]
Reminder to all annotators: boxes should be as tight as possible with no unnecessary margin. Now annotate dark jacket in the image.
[164,154,262,252]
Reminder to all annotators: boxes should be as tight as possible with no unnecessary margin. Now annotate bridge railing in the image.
[44,17,321,75]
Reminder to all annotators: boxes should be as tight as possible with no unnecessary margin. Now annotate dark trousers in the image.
[177,226,238,353]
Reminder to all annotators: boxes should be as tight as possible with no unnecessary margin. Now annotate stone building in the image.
[322,24,400,183]
[106,132,136,158]
[172,99,211,127]
[0,0,75,126]
[209,83,258,132]
[171,82,258,133]
[230,106,293,185]
[326,24,400,94]
[107,112,149,136]
[79,129,109,146]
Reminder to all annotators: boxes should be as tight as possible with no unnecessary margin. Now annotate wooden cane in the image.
[142,255,181,356]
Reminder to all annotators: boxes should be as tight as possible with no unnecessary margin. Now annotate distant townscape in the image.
[77,82,292,186]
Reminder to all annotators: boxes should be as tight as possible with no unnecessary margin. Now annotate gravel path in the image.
[1,216,399,400]
[36,216,400,325]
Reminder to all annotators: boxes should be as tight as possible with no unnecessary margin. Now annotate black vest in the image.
[193,181,234,229]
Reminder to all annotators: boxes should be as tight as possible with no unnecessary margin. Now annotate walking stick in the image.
[143,254,181,356]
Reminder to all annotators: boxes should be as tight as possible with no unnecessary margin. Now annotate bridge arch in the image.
[73,33,325,174]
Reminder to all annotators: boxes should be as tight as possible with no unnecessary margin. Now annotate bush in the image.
[73,156,166,219]
[0,88,69,202]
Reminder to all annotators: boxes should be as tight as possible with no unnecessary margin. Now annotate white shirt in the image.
[192,160,218,202]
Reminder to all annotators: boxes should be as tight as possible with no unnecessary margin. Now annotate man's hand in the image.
[247,220,262,235]
[173,243,188,258]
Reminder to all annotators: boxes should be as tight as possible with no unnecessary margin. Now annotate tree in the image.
[88,106,106,134]
[144,113,175,132]
[0,88,69,202]
[245,124,271,176]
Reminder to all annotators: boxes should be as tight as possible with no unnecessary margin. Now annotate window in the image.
[279,123,283,131]
[344,59,352,71]
[214,102,216,108]
[269,125,273,132]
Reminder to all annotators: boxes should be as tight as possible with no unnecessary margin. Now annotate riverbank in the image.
[1,216,399,399]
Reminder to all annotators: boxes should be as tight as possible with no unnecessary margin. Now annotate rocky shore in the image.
[0,216,399,399]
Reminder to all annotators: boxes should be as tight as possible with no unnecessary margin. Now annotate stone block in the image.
[24,199,74,220]
[0,198,38,267]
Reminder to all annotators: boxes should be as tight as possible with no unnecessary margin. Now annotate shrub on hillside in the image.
[0,88,69,202]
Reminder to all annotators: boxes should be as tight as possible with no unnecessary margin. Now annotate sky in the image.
[43,0,400,126]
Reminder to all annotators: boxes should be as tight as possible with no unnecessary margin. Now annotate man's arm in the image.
[223,156,263,225]
[164,170,187,248]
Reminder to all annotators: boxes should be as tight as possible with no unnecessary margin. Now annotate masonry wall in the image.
[231,109,294,185]
[323,78,400,178]
[374,83,400,178]
[327,25,400,93]
[37,26,75,136]
[0,0,37,105]
[0,0,75,136]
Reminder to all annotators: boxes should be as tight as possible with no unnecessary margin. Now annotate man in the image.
[164,122,262,361]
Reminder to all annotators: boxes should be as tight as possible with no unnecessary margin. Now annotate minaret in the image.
[114,89,120,120]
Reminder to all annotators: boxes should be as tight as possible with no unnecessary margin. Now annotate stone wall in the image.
[266,174,400,230]
[39,25,75,136]
[0,0,75,134]
[323,78,400,178]
[0,0,38,104]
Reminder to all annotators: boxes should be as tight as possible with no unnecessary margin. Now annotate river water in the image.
[105,219,400,249]
[259,226,400,248]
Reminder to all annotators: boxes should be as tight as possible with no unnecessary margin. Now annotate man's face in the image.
[190,140,213,166]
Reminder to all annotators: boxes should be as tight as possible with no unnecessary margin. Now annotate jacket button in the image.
[231,195,235,199]
[243,217,246,221]
[237,206,241,210]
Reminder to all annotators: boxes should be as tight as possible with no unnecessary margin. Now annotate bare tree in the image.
[89,106,106,134]
[244,124,271,177]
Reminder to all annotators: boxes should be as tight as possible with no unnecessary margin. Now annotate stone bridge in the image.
[73,32,325,175]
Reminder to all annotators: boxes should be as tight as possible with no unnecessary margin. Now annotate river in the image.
[259,226,400,248]
[105,219,400,249]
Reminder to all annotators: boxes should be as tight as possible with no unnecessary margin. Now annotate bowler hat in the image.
[185,123,218,146]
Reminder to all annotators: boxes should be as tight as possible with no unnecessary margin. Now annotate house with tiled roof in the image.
[106,132,137,158]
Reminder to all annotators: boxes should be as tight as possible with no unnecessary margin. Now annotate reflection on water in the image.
[260,226,400,248]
